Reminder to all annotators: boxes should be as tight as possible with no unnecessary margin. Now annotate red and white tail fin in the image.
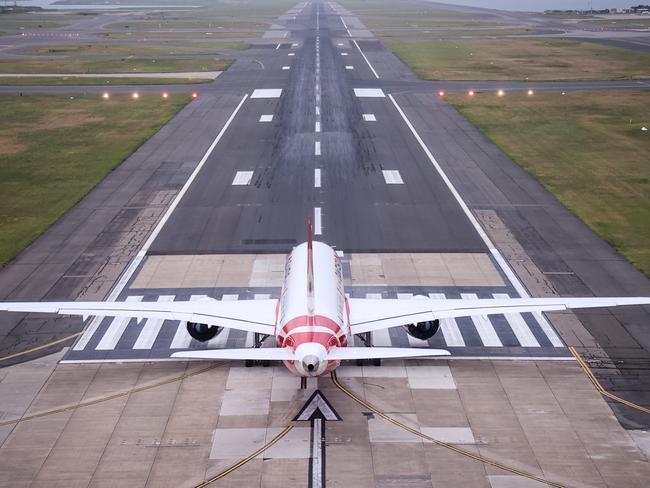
[307,218,315,315]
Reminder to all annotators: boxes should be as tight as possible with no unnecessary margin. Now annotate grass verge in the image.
[446,90,650,276]
[384,39,650,80]
[0,77,210,85]
[0,57,231,74]
[0,94,190,267]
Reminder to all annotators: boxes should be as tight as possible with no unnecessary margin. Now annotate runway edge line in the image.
[73,94,249,351]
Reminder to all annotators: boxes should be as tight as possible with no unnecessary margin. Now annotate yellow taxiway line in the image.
[569,346,650,414]
[331,370,566,488]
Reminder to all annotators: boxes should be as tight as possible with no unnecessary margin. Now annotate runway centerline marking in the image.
[74,94,249,350]
[353,39,379,79]
[387,93,560,336]
[314,169,321,188]
[282,66,291,70]
[345,65,354,70]
[314,208,323,235]
[259,114,274,122]
[315,121,321,132]
[315,141,321,156]
[362,113,376,121]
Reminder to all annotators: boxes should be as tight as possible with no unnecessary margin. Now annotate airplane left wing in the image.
[0,299,278,335]
[349,296,650,335]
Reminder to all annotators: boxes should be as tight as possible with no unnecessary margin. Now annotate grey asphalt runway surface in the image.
[1,0,649,430]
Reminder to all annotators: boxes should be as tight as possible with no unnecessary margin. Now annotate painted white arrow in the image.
[294,390,341,488]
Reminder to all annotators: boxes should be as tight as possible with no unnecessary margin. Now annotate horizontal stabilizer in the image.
[171,348,294,361]
[328,347,450,360]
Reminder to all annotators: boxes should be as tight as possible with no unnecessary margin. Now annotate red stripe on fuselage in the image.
[281,314,342,335]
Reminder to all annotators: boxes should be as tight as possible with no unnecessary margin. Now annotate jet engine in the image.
[186,322,223,342]
[403,320,440,341]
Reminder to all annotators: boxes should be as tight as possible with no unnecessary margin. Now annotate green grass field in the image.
[447,90,650,276]
[0,57,231,74]
[0,76,210,85]
[385,39,650,80]
[104,20,268,30]
[375,28,533,38]
[22,44,202,56]
[0,94,190,267]
[363,19,501,29]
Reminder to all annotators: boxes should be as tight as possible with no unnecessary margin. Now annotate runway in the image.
[1,1,650,486]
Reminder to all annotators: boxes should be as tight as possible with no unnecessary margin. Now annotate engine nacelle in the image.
[403,320,440,341]
[186,322,223,342]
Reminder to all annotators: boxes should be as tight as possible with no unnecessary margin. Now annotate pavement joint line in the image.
[0,362,222,428]
[569,346,650,414]
[386,93,558,337]
[73,94,249,351]
[330,371,565,488]
[193,425,294,487]
[353,39,379,79]
[0,332,83,363]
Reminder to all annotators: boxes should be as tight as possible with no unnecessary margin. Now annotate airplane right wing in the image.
[348,296,650,335]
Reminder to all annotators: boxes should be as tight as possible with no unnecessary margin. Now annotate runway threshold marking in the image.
[386,93,560,338]
[330,371,566,488]
[570,346,650,414]
[193,425,294,487]
[0,362,222,428]
[73,94,249,351]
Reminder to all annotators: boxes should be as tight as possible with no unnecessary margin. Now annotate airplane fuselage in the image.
[276,241,350,376]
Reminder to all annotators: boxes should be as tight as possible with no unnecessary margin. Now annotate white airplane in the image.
[1,222,649,377]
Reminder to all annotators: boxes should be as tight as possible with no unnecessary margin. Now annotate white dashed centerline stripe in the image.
[314,207,322,235]
[315,121,321,132]
[315,141,321,156]
[314,168,321,188]
[363,113,376,121]
[73,94,249,350]
[345,65,354,70]
[315,106,320,115]
[259,114,273,122]
[387,93,561,341]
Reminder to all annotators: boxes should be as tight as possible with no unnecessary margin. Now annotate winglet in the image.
[307,217,315,315]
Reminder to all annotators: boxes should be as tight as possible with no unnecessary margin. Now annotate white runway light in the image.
[132,92,139,99]
[102,92,110,99]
